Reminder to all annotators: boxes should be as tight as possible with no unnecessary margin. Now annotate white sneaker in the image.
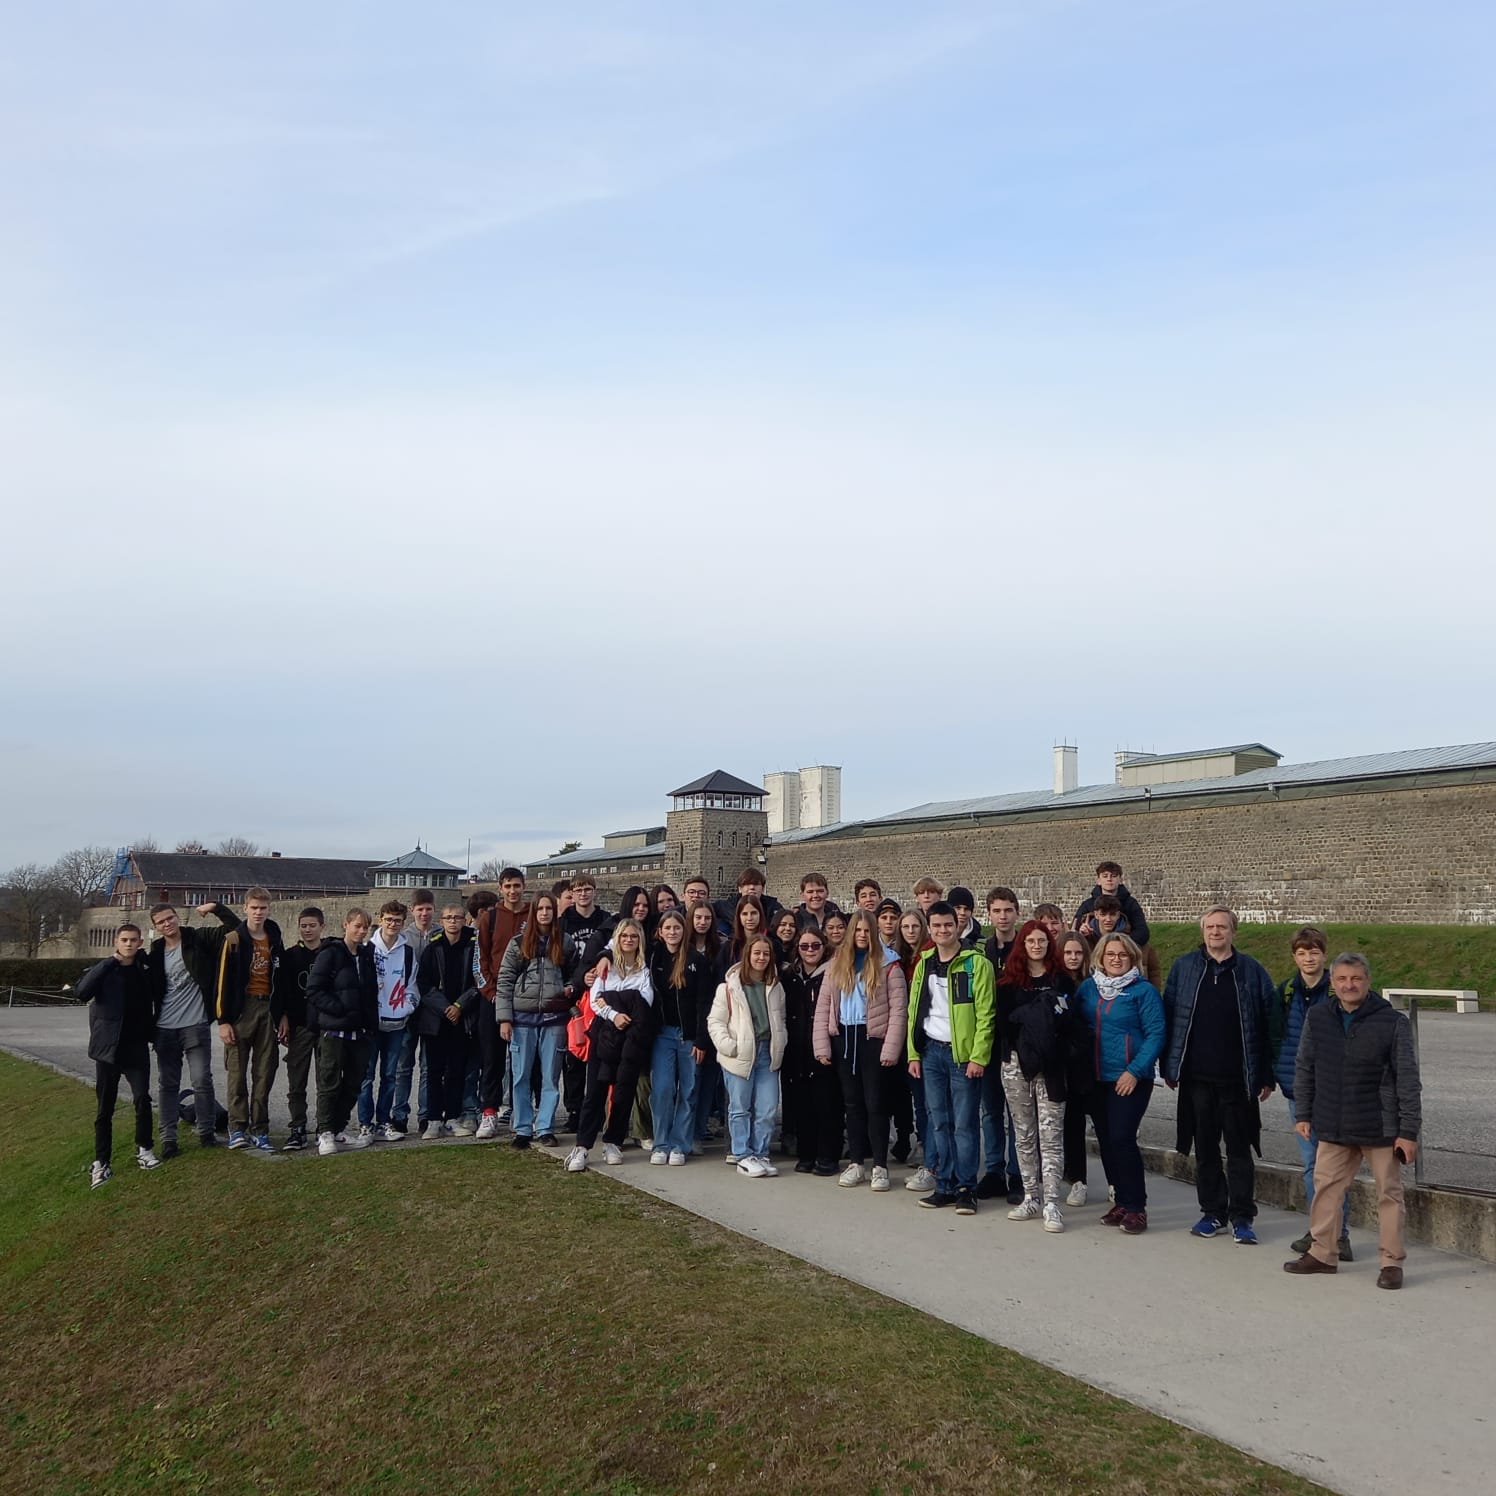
[642,1137,654,1152]
[381,1123,403,1142]
[724,1153,741,1166]
[668,1150,686,1166]
[737,1156,768,1178]
[602,1143,624,1166]
[565,1146,589,1173]
[650,1149,669,1166]
[475,1113,499,1140]
[838,1162,868,1188]
[1043,1202,1065,1233]
[421,1120,444,1141]
[497,1106,513,1123]
[905,1166,936,1192]
[333,1131,349,1145]
[870,1166,891,1193]
[136,1146,162,1171]
[1008,1197,1042,1221]
[348,1128,373,1149]
[317,1132,338,1156]
[1066,1180,1088,1207]
[757,1156,779,1177]
[90,1160,111,1190]
[449,1119,476,1137]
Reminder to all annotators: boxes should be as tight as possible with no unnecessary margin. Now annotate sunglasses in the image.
[798,942,823,952]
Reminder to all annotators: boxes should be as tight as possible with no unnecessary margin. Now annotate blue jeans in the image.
[359,1027,409,1126]
[394,1024,422,1128]
[723,1040,778,1159]
[650,1026,698,1156]
[980,1066,1019,1182]
[508,1022,564,1137]
[1292,1099,1350,1233]
[921,1042,982,1193]
[908,1067,941,1178]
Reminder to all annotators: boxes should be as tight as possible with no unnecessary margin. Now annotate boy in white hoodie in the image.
[355,901,417,1142]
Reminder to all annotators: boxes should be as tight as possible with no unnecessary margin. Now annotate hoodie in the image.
[370,929,417,1029]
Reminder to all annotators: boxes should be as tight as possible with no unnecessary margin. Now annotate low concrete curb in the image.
[1134,1143,1496,1262]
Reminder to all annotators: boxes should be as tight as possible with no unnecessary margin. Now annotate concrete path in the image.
[6,1005,1495,1494]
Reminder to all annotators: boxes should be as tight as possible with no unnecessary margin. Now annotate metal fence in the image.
[5,986,75,1007]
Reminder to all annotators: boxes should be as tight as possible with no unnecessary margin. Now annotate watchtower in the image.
[665,770,769,892]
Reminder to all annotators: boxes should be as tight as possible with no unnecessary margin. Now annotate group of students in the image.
[79,858,1421,1284]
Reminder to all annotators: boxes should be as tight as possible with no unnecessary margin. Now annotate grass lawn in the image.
[1148,922,1496,1004]
[0,1052,1328,1496]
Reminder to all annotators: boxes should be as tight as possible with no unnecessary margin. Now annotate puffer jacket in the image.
[1075,971,1166,1083]
[415,927,480,1037]
[1268,970,1333,1099]
[1295,992,1421,1147]
[1161,946,1276,1094]
[494,932,579,1025]
[648,941,712,1047]
[780,959,828,1081]
[994,974,1083,1102]
[305,941,378,1034]
[77,956,156,1063]
[813,948,909,1065]
[707,965,787,1077]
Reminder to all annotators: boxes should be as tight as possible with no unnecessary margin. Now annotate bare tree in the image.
[130,834,160,854]
[1,863,69,957]
[475,857,504,882]
[215,837,260,857]
[174,838,207,854]
[51,845,116,906]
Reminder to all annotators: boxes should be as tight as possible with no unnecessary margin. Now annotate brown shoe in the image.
[1376,1267,1404,1290]
[1283,1252,1337,1276]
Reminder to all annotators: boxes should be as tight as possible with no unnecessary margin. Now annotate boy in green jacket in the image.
[907,901,996,1216]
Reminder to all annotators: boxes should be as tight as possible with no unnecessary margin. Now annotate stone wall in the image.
[765,782,1496,924]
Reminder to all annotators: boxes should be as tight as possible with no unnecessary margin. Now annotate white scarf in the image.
[1094,966,1140,1001]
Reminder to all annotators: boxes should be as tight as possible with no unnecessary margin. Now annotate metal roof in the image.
[766,742,1496,843]
[1119,742,1281,767]
[669,770,763,798]
[373,847,465,872]
[127,852,377,890]
[524,840,668,870]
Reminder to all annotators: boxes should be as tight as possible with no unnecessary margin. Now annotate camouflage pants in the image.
[1000,1060,1065,1205]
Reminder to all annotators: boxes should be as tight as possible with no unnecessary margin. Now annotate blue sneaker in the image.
[250,1134,274,1152]
[227,1130,248,1150]
[1189,1214,1225,1238]
[1232,1220,1259,1246]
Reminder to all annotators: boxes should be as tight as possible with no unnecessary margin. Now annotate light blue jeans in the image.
[650,1026,698,1156]
[508,1022,564,1138]
[723,1040,778,1159]
[1293,1099,1350,1233]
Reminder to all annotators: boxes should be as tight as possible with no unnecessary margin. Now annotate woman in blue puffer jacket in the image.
[1075,932,1166,1235]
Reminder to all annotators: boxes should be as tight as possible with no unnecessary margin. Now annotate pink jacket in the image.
[813,955,909,1066]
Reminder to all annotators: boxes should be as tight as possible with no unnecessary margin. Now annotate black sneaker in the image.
[198,1132,218,1148]
[538,1133,559,1147]
[160,1138,180,1161]
[955,1187,979,1216]
[919,1191,959,1209]
[974,1172,1004,1200]
[564,1114,580,1133]
[812,1161,839,1177]
[510,1134,531,1150]
[794,1160,816,1174]
[1005,1178,1025,1205]
[890,1137,912,1165]
[282,1128,306,1152]
[1337,1234,1354,1262]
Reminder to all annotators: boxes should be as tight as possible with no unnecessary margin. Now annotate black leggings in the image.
[95,1044,152,1162]
[578,1049,647,1150]
[835,1025,890,1168]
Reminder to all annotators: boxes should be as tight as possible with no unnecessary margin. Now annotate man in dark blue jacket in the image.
[1161,905,1276,1244]
[1283,953,1420,1289]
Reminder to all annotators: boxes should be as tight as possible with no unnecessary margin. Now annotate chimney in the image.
[1053,743,1078,795]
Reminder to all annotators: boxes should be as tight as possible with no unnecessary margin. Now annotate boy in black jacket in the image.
[274,907,328,1152]
[306,909,379,1155]
[1075,861,1151,947]
[77,924,161,1188]
[415,906,480,1138]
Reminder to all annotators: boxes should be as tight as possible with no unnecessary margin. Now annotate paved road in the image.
[6,1003,1496,1494]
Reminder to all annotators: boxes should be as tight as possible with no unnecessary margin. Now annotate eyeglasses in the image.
[798,942,823,952]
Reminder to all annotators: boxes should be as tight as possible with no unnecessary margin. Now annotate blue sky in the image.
[3,2,1493,873]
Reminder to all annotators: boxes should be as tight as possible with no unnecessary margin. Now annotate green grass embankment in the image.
[0,1051,1328,1495]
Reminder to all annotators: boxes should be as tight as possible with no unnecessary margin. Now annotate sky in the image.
[3,1,1493,874]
